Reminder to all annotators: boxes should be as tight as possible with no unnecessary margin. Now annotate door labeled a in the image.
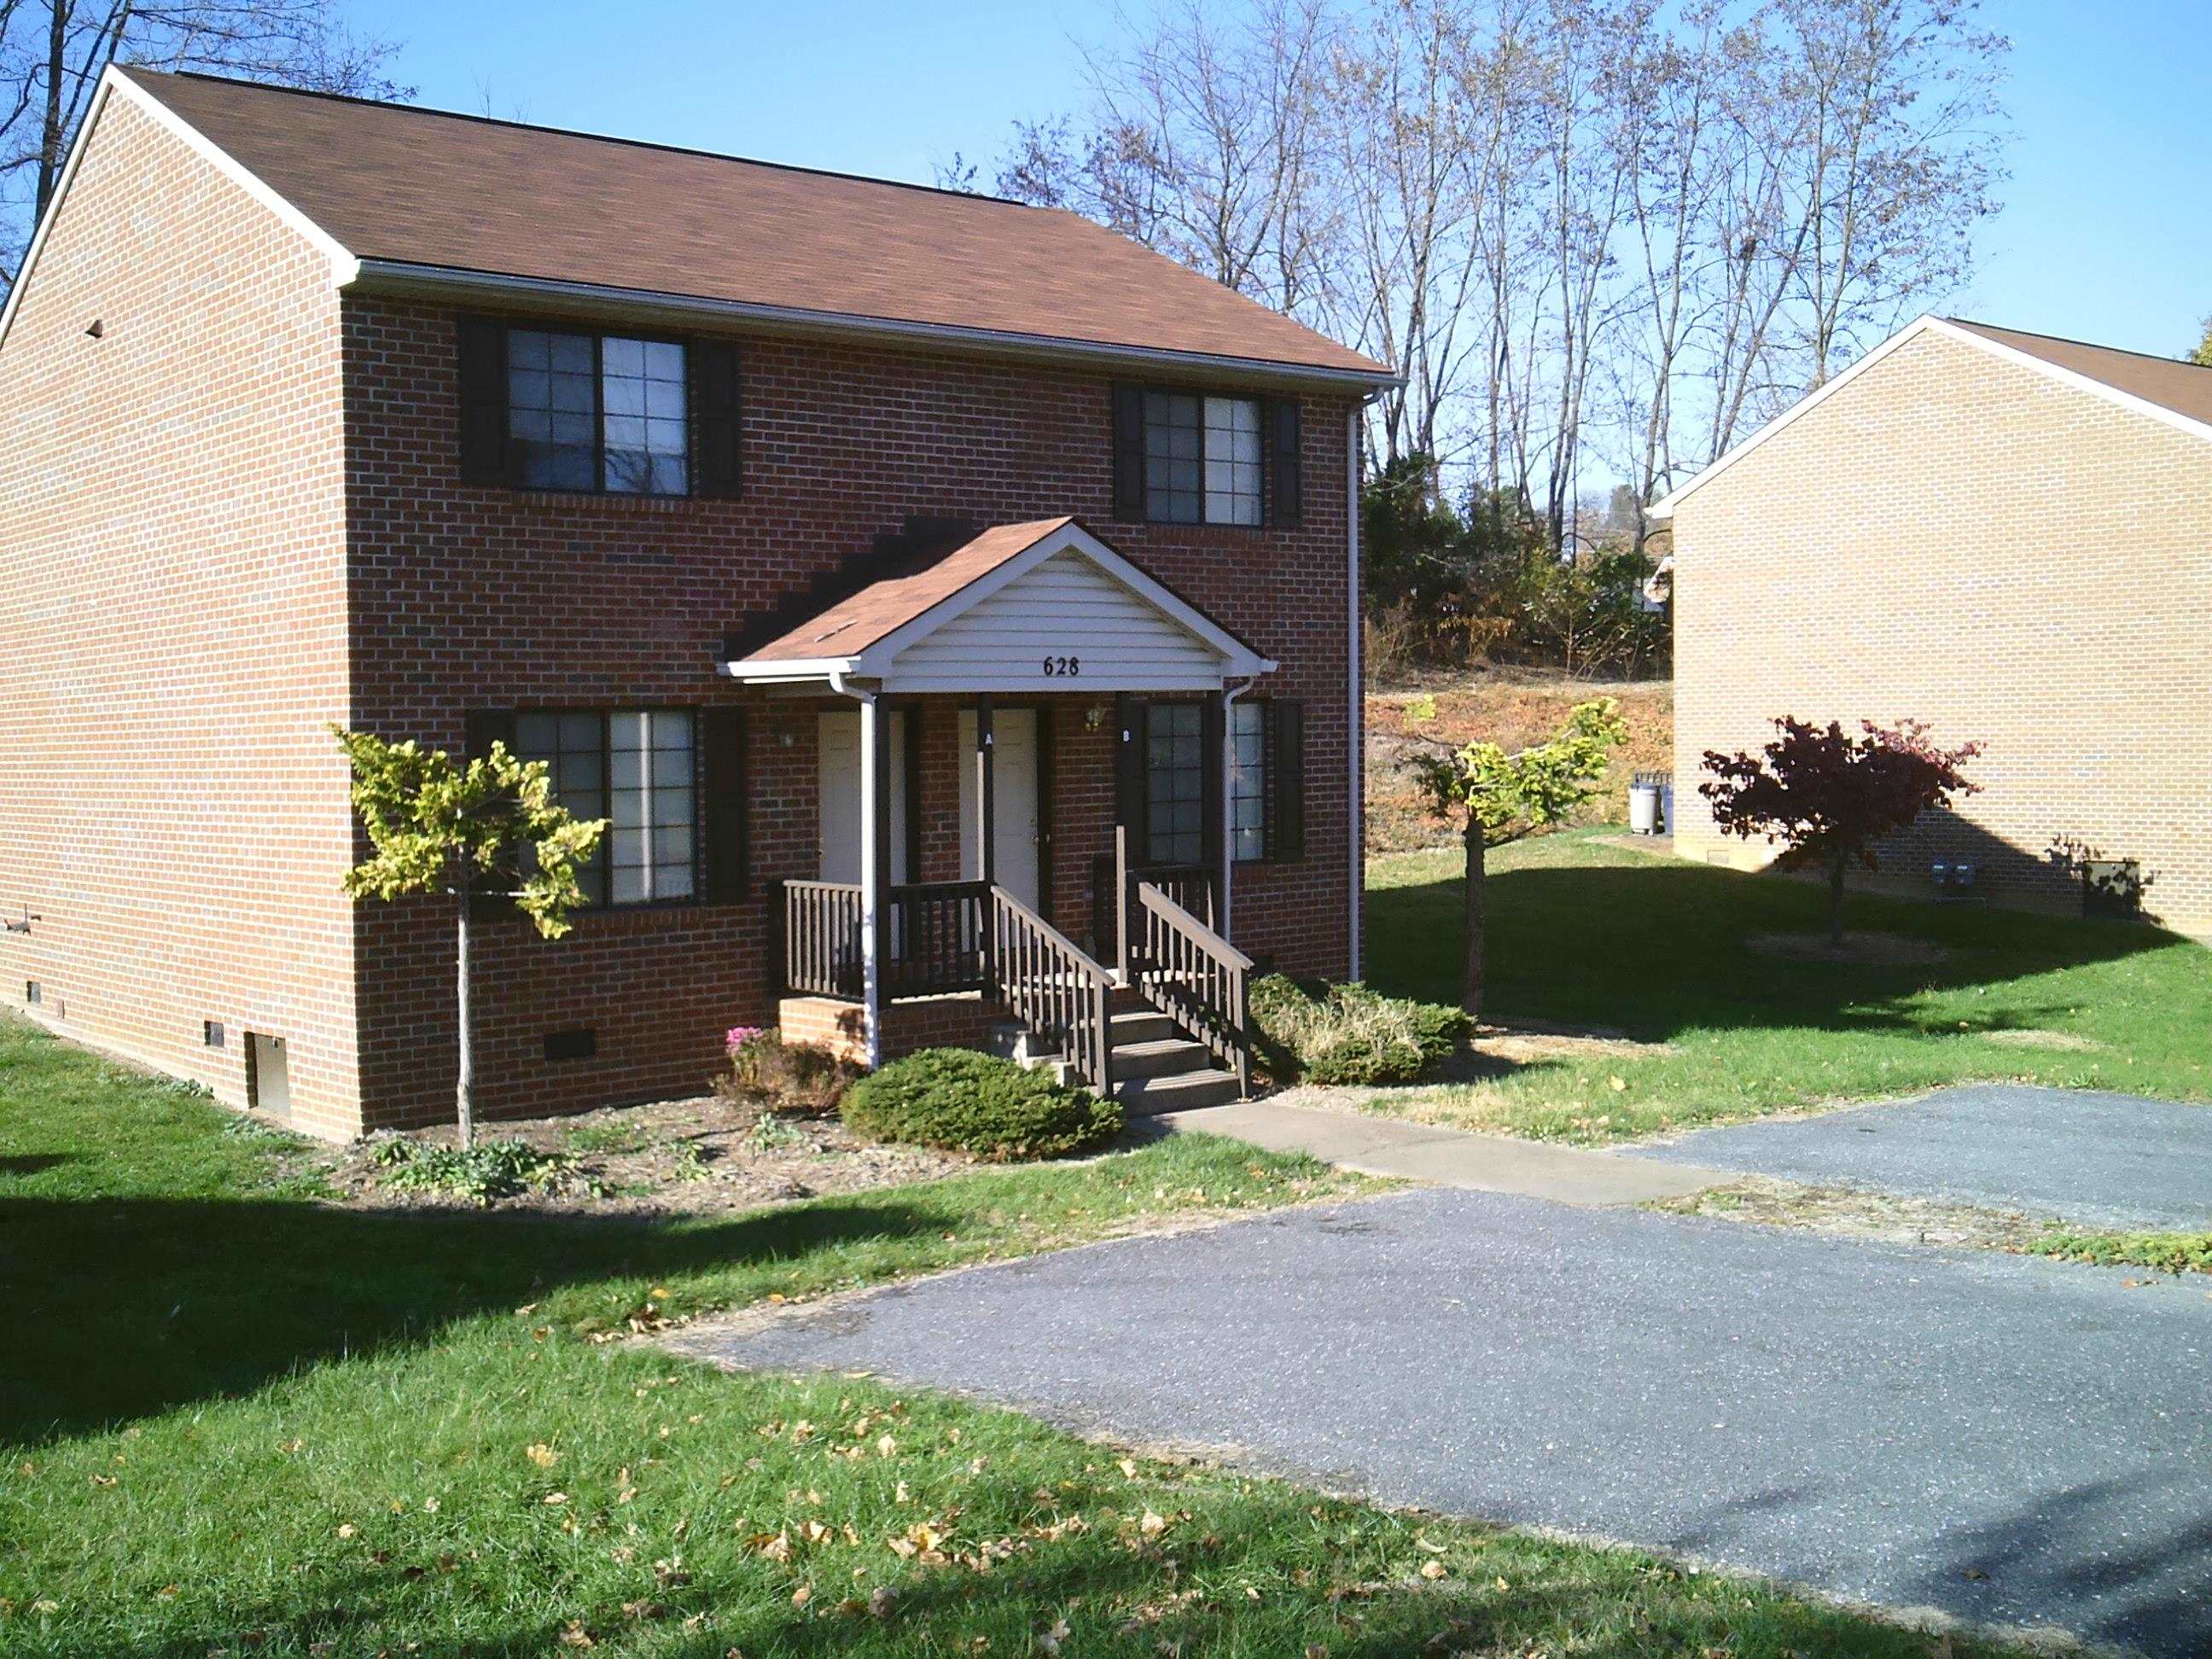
[959,707,1039,908]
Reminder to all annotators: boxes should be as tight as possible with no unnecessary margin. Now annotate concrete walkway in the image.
[1161,1098,1727,1206]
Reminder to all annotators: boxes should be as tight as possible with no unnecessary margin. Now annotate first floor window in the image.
[506,327,690,495]
[1144,703,1207,864]
[1143,392,1261,526]
[1229,702,1266,862]
[514,708,697,905]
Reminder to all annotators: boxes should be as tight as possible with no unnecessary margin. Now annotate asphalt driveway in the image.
[1624,1084,2212,1230]
[676,1187,2212,1656]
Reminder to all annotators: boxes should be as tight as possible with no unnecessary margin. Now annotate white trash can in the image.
[1627,778,1662,835]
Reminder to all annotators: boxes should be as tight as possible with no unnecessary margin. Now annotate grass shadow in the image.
[0,1190,949,1442]
[1367,853,2190,1045]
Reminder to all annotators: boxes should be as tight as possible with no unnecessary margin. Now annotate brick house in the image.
[1655,314,2212,937]
[0,68,1393,1140]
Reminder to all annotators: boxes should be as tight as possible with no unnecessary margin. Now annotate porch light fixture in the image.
[1084,704,1107,731]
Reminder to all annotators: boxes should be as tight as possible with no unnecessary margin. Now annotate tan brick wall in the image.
[1671,327,2212,935]
[0,96,359,1135]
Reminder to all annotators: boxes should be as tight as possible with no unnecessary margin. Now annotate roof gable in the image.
[99,68,1386,384]
[725,518,1272,694]
[1650,315,2212,519]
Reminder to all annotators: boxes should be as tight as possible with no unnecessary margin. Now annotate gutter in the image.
[348,259,1404,394]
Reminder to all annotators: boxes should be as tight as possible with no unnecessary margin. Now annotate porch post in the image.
[975,694,996,888]
[859,692,889,1067]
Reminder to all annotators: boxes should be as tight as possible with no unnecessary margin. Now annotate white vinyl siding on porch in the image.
[885,550,1224,693]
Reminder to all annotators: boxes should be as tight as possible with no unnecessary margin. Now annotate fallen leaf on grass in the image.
[526,1443,558,1469]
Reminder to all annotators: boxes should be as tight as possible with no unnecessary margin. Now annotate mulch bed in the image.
[323,1094,970,1217]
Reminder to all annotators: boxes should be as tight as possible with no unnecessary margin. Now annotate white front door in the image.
[818,710,910,883]
[958,707,1040,908]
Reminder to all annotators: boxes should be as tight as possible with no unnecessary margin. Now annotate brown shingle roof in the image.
[120,69,1388,381]
[738,518,1074,663]
[1948,319,2212,429]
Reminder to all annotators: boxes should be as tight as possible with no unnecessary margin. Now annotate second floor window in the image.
[1143,392,1261,526]
[507,329,690,496]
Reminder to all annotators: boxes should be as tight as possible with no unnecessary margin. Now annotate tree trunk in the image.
[454,899,475,1149]
[1828,853,1848,947]
[37,0,68,218]
[1463,818,1487,1021]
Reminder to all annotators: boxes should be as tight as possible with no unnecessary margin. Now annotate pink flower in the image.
[725,1025,767,1054]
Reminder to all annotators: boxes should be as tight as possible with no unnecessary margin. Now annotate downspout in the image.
[1346,402,1366,982]
[830,671,884,1068]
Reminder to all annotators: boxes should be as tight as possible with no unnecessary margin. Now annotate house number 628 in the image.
[1041,655,1081,677]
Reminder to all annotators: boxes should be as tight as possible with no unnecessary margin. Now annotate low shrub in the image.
[371,1137,573,1204]
[2023,1228,2212,1274]
[714,1026,855,1120]
[841,1048,1123,1160]
[1250,974,1471,1086]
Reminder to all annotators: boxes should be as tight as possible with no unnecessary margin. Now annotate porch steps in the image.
[1115,1062,1242,1115]
[998,1001,1243,1113]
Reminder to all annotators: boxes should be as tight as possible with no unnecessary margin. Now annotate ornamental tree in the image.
[336,729,605,1146]
[1411,697,1627,1018]
[1700,718,1982,946]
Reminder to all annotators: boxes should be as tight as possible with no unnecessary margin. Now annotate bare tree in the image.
[1,1,406,288]
[996,0,1341,317]
[984,0,2006,528]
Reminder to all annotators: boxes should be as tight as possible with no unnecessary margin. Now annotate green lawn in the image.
[1364,831,2212,1143]
[0,1016,2011,1656]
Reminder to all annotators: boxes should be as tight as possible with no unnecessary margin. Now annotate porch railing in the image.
[779,879,991,999]
[990,885,1115,1094]
[783,880,864,997]
[1130,880,1253,1098]
[1091,851,1215,970]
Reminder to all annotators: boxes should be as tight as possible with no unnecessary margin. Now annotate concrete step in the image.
[1110,1035,1214,1081]
[1109,1008,1178,1047]
[1115,1066,1243,1115]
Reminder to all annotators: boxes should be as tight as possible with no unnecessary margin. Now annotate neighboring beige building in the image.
[1654,315,2212,938]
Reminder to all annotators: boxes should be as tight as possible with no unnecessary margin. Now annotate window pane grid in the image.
[505,327,690,498]
[1144,704,1207,865]
[1141,392,1262,527]
[515,707,696,906]
[1230,702,1266,862]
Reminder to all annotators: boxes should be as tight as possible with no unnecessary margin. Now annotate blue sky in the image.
[364,0,2210,359]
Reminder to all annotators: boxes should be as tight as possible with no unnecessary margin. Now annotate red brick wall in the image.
[0,94,361,1138]
[343,298,1360,1132]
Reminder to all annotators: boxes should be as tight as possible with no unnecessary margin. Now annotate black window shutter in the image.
[692,338,743,498]
[701,706,748,903]
[457,317,510,485]
[1111,383,1147,520]
[464,708,515,761]
[1267,398,1302,527]
[1267,699,1306,862]
[1115,693,1147,863]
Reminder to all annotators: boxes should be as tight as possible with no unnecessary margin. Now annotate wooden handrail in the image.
[990,885,1115,1096]
[1131,879,1252,1098]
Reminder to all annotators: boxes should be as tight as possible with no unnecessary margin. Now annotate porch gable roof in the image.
[722,517,1273,693]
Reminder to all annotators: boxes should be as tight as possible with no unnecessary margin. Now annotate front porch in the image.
[723,516,1277,1108]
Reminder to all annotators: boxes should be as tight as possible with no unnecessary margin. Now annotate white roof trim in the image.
[722,519,1275,690]
[1650,314,2212,519]
[0,67,357,353]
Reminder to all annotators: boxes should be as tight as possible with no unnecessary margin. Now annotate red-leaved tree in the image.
[1701,719,1982,945]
